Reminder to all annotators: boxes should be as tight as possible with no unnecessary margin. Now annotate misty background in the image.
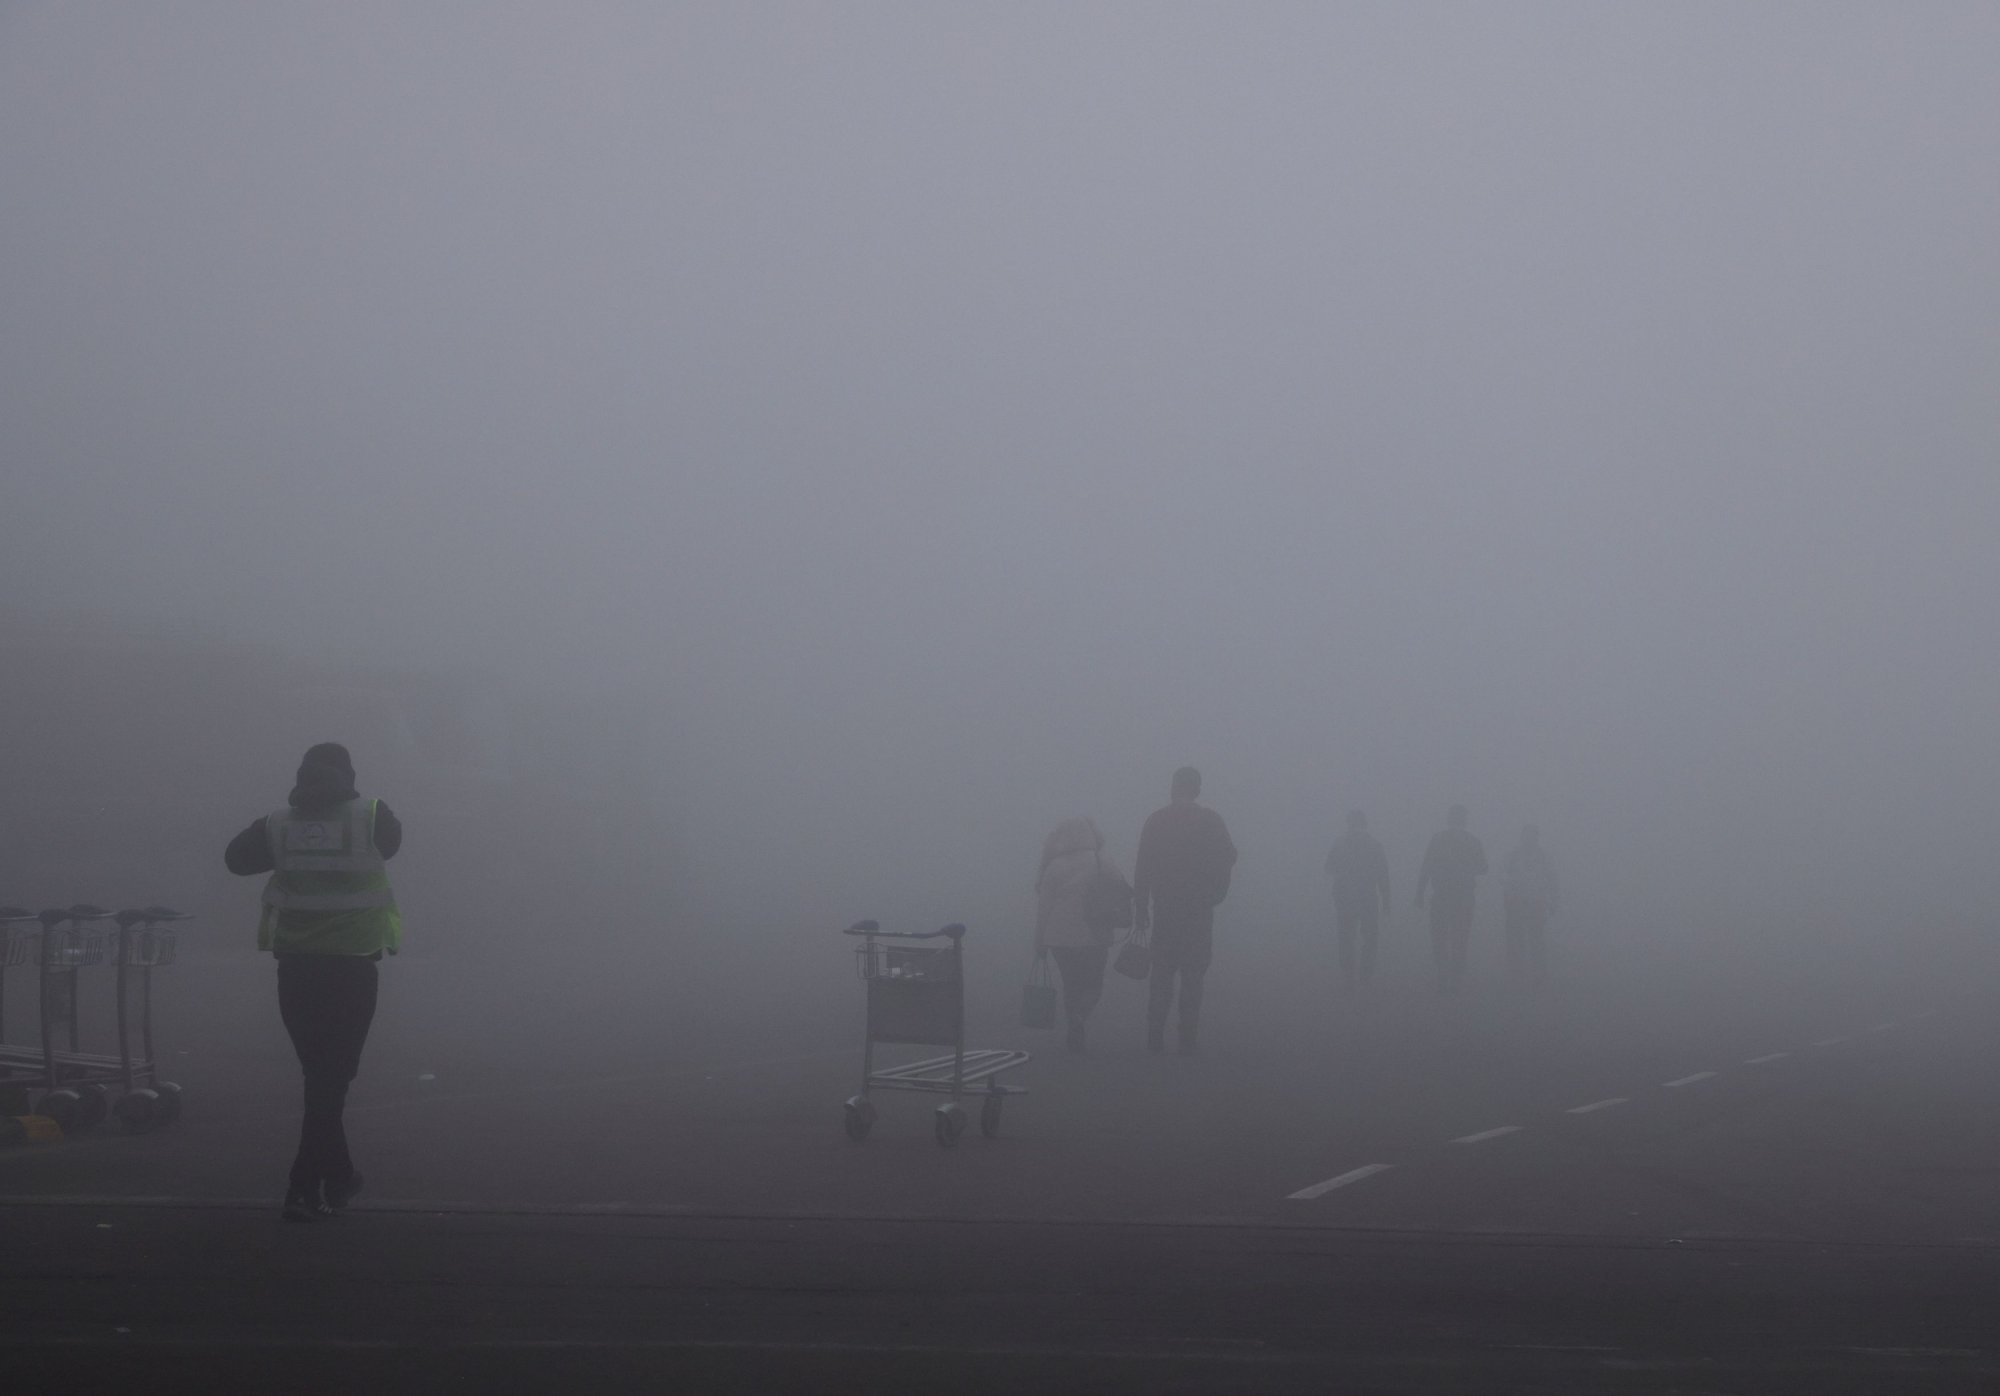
[3,3,1997,1015]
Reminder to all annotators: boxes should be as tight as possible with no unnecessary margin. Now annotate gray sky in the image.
[4,3,1997,941]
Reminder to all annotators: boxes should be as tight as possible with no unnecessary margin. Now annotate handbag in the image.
[1082,850,1135,941]
[1019,952,1059,1029]
[1112,924,1151,980]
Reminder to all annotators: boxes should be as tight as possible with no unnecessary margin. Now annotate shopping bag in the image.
[1019,953,1059,1029]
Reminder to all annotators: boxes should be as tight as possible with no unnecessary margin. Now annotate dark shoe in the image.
[282,1191,331,1223]
[325,1171,364,1213]
[1065,1019,1086,1054]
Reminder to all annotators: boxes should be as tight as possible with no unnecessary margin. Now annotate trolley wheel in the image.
[76,1083,110,1133]
[115,1088,166,1134]
[156,1081,183,1124]
[842,1096,876,1143]
[38,1088,83,1133]
[933,1103,967,1149]
[980,1092,1005,1138]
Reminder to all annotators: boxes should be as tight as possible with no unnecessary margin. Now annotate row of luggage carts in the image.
[0,905,190,1135]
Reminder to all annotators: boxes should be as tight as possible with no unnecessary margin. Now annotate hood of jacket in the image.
[288,742,360,809]
[1039,816,1103,875]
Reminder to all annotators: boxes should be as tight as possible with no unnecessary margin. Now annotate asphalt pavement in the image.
[3,927,1998,1392]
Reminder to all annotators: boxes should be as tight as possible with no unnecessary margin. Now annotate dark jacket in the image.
[224,752,402,876]
[1417,828,1487,903]
[1326,831,1391,914]
[1134,800,1237,912]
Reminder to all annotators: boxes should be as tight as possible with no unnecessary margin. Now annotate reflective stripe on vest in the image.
[261,799,395,913]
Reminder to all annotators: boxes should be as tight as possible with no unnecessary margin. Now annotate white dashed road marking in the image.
[1744,1052,1790,1064]
[1452,1126,1523,1145]
[1565,1098,1627,1115]
[1868,1022,1896,1033]
[1288,1164,1393,1201]
[1662,1072,1716,1088]
[1814,1036,1849,1048]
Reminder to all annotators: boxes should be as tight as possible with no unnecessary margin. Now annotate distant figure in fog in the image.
[1035,816,1130,1054]
[1134,767,1237,1055]
[1325,811,1392,993]
[1415,805,1486,995]
[1502,824,1559,984]
[224,743,402,1223]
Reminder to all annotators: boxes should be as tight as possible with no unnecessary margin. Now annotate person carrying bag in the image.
[1031,816,1130,1054]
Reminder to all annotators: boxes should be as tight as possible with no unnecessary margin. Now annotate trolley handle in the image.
[115,906,193,929]
[841,920,967,940]
[43,904,116,926]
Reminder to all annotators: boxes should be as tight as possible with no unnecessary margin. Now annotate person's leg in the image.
[1050,946,1084,1019]
[1528,912,1549,983]
[1070,945,1108,1020]
[1447,900,1474,993]
[1356,906,1380,987]
[1146,963,1174,1051]
[1177,922,1213,1052]
[278,957,339,1208]
[1178,970,1206,1053]
[1335,904,1358,992]
[316,957,379,1201]
[1502,899,1524,979]
[1428,905,1451,993]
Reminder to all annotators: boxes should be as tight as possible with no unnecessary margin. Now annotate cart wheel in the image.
[39,1088,83,1133]
[115,1088,165,1134]
[842,1096,876,1143]
[76,1083,110,1133]
[980,1092,1005,1138]
[934,1103,967,1149]
[156,1081,183,1124]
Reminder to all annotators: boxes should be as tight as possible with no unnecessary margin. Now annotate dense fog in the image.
[4,2,1997,1029]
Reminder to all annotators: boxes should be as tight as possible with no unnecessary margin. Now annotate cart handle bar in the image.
[115,906,192,928]
[38,905,116,927]
[841,920,966,940]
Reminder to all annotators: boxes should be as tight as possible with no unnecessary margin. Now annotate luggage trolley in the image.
[840,920,1029,1148]
[0,905,188,1133]
[0,906,43,1111]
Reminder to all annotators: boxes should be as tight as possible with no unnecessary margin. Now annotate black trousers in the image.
[1050,945,1109,1023]
[1428,891,1475,995]
[1334,901,1380,989]
[1147,900,1215,1042]
[277,955,378,1199]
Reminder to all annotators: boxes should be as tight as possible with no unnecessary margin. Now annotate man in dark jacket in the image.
[1325,810,1392,993]
[1133,766,1237,1055]
[1415,804,1486,995]
[225,742,402,1222]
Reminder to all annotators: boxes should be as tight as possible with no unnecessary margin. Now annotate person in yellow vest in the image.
[225,742,401,1222]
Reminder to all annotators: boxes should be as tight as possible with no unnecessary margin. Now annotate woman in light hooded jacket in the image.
[1035,816,1127,1053]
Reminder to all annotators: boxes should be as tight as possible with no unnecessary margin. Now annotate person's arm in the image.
[224,817,273,876]
[373,801,402,859]
[1034,866,1055,954]
[1132,816,1154,930]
